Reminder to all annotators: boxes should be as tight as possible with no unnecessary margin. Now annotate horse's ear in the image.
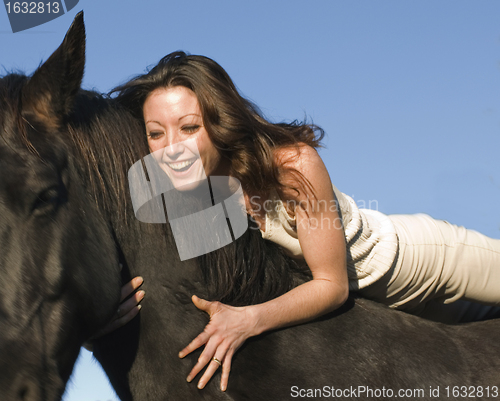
[22,12,85,128]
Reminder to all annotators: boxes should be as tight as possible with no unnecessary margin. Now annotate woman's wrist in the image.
[245,304,268,337]
[245,301,292,336]
[245,280,349,337]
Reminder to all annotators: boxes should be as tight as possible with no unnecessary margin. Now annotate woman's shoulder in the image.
[274,143,331,184]
[274,143,323,181]
[272,142,333,219]
[273,142,320,168]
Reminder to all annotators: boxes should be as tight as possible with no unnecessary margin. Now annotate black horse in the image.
[1,13,499,401]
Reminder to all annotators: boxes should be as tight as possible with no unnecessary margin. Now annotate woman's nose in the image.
[163,138,186,160]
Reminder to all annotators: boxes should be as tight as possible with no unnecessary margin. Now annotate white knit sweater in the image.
[260,185,399,290]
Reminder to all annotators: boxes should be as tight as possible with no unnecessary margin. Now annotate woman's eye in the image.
[182,125,200,134]
[147,131,164,140]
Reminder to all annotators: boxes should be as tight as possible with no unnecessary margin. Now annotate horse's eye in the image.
[32,186,62,216]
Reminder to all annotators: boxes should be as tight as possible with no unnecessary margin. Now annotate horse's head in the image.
[0,13,122,400]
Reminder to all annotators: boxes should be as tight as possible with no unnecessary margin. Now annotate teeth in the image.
[168,160,195,171]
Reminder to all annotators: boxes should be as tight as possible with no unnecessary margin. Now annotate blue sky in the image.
[2,1,500,400]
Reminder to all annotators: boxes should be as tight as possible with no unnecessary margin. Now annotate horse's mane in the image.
[66,90,150,233]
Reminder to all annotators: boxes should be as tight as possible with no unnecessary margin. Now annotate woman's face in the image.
[143,86,222,191]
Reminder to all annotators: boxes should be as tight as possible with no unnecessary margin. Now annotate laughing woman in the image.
[106,51,500,392]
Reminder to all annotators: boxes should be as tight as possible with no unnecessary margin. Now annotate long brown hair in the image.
[112,51,324,202]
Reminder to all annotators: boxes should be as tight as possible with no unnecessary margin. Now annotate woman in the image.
[103,51,500,391]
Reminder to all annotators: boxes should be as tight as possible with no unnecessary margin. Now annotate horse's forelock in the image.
[0,75,41,159]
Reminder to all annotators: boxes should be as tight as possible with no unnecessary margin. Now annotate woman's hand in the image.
[100,276,145,336]
[83,276,145,351]
[179,295,257,392]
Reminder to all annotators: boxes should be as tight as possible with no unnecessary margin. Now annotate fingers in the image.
[98,304,142,337]
[191,295,214,313]
[186,342,217,382]
[111,288,145,330]
[88,288,145,341]
[186,340,220,388]
[197,356,223,389]
[178,297,221,359]
[183,336,234,391]
[195,349,233,391]
[179,331,210,358]
[182,298,242,391]
[220,352,233,391]
[120,276,144,302]
[107,307,140,336]
[91,300,142,339]
[117,289,145,318]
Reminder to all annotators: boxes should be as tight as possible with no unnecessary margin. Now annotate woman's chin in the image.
[167,171,206,192]
[171,180,202,192]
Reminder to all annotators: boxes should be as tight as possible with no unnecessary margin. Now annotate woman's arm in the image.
[179,144,349,391]
[251,144,349,330]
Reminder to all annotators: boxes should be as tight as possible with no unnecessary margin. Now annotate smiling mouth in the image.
[167,159,196,172]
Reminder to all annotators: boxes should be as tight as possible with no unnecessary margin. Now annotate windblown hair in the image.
[112,51,325,200]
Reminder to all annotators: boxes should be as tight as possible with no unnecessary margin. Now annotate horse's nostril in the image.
[17,386,28,399]
[16,379,39,401]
